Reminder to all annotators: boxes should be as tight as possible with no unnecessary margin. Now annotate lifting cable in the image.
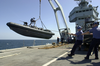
[36,0,47,29]
[36,0,58,32]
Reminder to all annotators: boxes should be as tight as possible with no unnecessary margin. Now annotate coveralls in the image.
[85,26,100,59]
[29,18,36,26]
[69,30,84,55]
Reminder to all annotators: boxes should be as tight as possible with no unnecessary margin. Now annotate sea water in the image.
[0,40,56,50]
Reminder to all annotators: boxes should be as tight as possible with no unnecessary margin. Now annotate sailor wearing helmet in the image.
[83,22,100,59]
[29,17,36,26]
[68,26,84,56]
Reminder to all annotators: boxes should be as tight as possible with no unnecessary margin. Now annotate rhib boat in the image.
[7,22,55,39]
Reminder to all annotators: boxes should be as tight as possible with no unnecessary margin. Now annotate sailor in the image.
[57,37,59,44]
[29,17,36,26]
[68,26,84,56]
[83,22,100,59]
[61,31,65,44]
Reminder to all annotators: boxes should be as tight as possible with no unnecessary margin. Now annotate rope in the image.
[36,18,40,21]
[35,0,47,29]
[40,18,47,29]
[39,0,41,19]
[36,0,58,32]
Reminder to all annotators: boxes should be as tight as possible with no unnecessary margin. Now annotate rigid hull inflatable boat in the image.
[7,22,55,39]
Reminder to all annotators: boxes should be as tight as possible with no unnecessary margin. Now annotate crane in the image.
[48,0,71,42]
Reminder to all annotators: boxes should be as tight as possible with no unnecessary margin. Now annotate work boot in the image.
[68,54,74,57]
[95,57,99,59]
[84,57,89,59]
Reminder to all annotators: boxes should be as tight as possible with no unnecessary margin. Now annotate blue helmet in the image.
[77,26,82,29]
[93,22,99,25]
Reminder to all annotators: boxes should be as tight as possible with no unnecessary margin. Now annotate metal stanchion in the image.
[33,40,35,48]
[23,40,25,47]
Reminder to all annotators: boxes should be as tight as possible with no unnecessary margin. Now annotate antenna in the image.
[90,0,92,3]
[86,0,92,2]
[74,0,81,1]
[74,0,92,2]
[74,0,81,5]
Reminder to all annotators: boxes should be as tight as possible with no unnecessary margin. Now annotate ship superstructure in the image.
[69,0,100,44]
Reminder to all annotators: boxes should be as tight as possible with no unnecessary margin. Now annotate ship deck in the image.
[0,44,100,66]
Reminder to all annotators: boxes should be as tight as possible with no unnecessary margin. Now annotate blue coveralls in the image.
[86,26,100,58]
[70,30,84,55]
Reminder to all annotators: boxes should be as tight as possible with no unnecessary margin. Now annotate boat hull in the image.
[7,22,55,39]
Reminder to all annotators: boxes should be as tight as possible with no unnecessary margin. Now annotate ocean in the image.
[0,40,56,50]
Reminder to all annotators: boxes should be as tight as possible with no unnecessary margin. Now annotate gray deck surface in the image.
[0,44,100,66]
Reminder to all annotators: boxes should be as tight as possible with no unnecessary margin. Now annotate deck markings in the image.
[42,49,71,66]
[0,52,21,59]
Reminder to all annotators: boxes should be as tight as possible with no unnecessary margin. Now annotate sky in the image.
[0,0,100,40]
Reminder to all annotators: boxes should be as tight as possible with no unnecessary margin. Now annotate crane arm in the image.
[48,0,70,39]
